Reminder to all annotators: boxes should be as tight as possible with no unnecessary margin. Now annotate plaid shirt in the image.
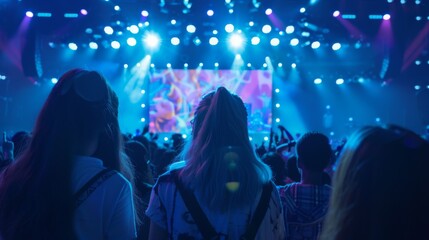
[277,183,332,240]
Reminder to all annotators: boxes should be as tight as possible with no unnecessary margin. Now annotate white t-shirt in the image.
[72,156,137,240]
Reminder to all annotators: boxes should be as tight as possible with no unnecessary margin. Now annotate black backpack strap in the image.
[173,172,218,239]
[74,168,116,208]
[241,182,273,240]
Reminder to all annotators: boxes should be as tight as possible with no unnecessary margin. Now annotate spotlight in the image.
[263,63,268,68]
[171,19,177,25]
[270,38,280,46]
[265,8,273,15]
[141,118,146,122]
[68,43,78,50]
[184,63,188,68]
[80,9,88,15]
[150,63,155,68]
[291,63,297,68]
[127,37,137,46]
[141,10,149,17]
[209,37,219,45]
[300,7,306,13]
[129,25,139,34]
[336,78,344,85]
[262,25,272,34]
[114,5,120,11]
[314,78,322,84]
[275,88,280,93]
[167,63,171,68]
[247,63,252,67]
[332,43,341,51]
[213,30,218,34]
[277,63,283,67]
[186,24,196,33]
[416,16,422,21]
[182,134,187,139]
[26,11,34,18]
[290,38,299,46]
[251,36,260,45]
[111,41,120,49]
[333,10,340,17]
[171,37,180,45]
[144,33,160,48]
[207,10,214,16]
[383,14,391,20]
[141,103,146,108]
[414,85,421,90]
[249,21,255,26]
[193,37,201,46]
[229,9,234,14]
[311,41,320,49]
[89,42,98,49]
[275,103,280,108]
[285,25,295,34]
[51,78,58,84]
[199,63,203,67]
[225,24,234,33]
[124,64,128,69]
[229,33,244,48]
[104,26,114,35]
[214,62,219,67]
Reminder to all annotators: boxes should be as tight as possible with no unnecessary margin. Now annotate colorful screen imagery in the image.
[148,69,272,134]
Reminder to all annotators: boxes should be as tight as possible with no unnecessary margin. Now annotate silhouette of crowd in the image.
[1,69,428,240]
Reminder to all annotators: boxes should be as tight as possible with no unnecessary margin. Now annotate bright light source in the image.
[265,8,272,15]
[311,41,320,49]
[416,16,422,21]
[209,37,219,45]
[383,14,391,20]
[129,25,139,34]
[249,21,254,26]
[141,89,146,94]
[144,33,160,48]
[264,136,269,141]
[127,37,137,46]
[251,36,260,45]
[111,41,120,49]
[124,64,128,69]
[349,117,353,121]
[141,10,149,17]
[332,43,341,50]
[114,5,120,11]
[182,134,187,139]
[193,37,201,46]
[229,33,244,48]
[167,63,171,68]
[51,78,58,84]
[290,38,299,46]
[207,10,214,16]
[184,63,188,68]
[225,24,234,33]
[171,37,180,45]
[314,78,322,84]
[336,78,344,85]
[26,11,34,18]
[270,38,280,46]
[275,88,280,93]
[68,43,78,50]
[214,62,219,67]
[263,63,268,68]
[375,117,381,122]
[333,10,340,17]
[415,85,421,90]
[186,24,196,33]
[300,7,306,13]
[285,25,295,34]
[171,19,176,25]
[229,9,233,14]
[213,30,218,34]
[141,118,146,122]
[199,63,203,67]
[275,118,280,123]
[275,103,280,108]
[141,103,146,108]
[291,63,297,68]
[104,26,114,35]
[247,63,252,67]
[164,137,169,141]
[150,63,155,68]
[262,25,272,34]
[89,42,98,49]
[80,9,88,15]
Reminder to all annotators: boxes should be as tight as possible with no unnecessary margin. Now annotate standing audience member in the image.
[146,87,285,239]
[321,125,429,240]
[278,132,332,240]
[0,69,137,240]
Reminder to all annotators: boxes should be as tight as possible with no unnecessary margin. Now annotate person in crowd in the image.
[0,69,138,240]
[11,130,31,159]
[146,87,285,239]
[125,140,154,240]
[321,125,429,240]
[261,151,287,186]
[278,132,332,240]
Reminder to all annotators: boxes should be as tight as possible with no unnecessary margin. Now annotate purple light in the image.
[333,10,340,17]
[26,11,34,18]
[80,9,88,15]
[383,14,391,20]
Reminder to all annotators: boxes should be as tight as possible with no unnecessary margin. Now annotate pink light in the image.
[80,9,88,15]
[383,14,391,20]
[26,11,34,18]
[333,10,340,17]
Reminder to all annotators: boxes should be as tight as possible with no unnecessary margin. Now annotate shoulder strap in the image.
[173,172,218,239]
[74,168,116,208]
[241,182,273,240]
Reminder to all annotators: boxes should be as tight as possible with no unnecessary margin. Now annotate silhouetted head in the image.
[296,132,332,172]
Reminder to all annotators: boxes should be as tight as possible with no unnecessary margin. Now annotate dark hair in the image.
[261,151,286,185]
[11,131,31,159]
[0,69,134,239]
[321,125,429,240]
[296,132,332,172]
